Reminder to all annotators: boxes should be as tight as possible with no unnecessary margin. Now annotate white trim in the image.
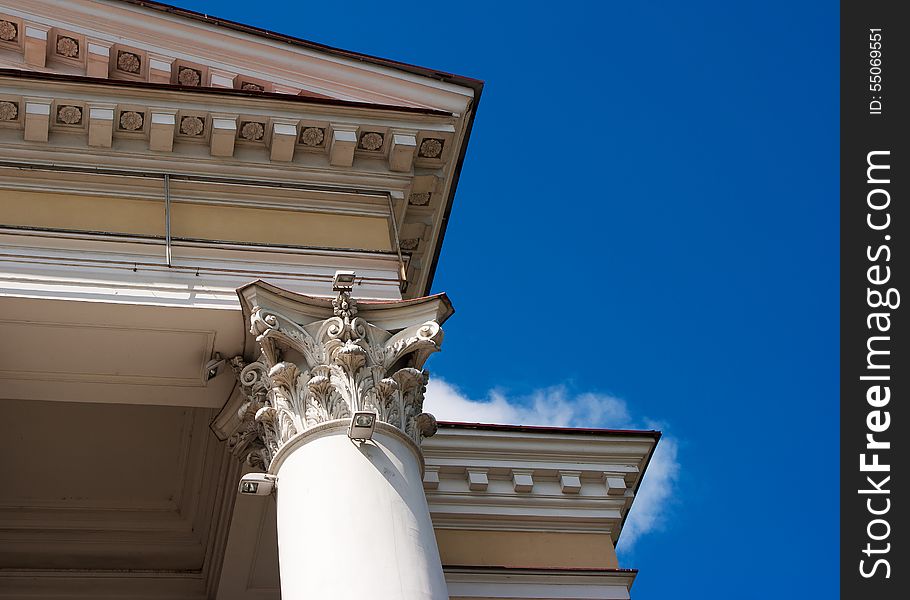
[149,57,173,72]
[151,112,177,125]
[24,26,48,40]
[444,568,635,600]
[211,117,237,130]
[89,107,114,120]
[87,42,110,56]
[25,102,51,115]
[210,73,235,88]
[272,122,296,136]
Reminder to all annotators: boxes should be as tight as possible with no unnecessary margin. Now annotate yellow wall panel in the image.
[435,529,619,569]
[0,190,392,251]
[170,203,391,251]
[0,190,164,236]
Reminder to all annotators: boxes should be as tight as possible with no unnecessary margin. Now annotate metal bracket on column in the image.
[164,173,172,268]
[388,193,408,293]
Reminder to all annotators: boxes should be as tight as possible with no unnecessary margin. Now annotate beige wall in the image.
[435,529,619,569]
[0,190,392,251]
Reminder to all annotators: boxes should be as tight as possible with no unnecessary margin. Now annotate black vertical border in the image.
[842,0,908,596]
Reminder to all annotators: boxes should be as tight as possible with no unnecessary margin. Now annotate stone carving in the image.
[180,115,204,136]
[119,110,143,131]
[408,192,431,206]
[0,101,17,121]
[56,36,79,58]
[229,287,442,469]
[0,20,17,42]
[300,126,325,147]
[177,67,201,86]
[117,51,141,73]
[418,138,444,158]
[359,131,384,151]
[400,238,420,251]
[241,82,264,92]
[56,105,82,125]
[240,121,264,141]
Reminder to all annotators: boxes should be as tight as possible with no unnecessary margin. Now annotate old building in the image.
[0,1,660,598]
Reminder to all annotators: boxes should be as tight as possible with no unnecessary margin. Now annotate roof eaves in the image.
[114,0,484,94]
[438,421,663,439]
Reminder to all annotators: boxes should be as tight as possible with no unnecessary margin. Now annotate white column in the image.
[270,422,447,600]
[226,280,452,600]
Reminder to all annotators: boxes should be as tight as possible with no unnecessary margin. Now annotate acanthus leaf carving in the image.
[228,287,443,470]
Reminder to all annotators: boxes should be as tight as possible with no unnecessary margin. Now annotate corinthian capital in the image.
[218,280,453,470]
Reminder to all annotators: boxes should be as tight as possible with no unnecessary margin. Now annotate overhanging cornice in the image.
[111,0,485,93]
[0,0,483,297]
[0,69,454,116]
[0,70,465,297]
[422,425,659,541]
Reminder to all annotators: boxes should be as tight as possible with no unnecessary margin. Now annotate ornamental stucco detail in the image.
[177,67,201,86]
[240,121,264,141]
[0,101,17,121]
[300,126,325,147]
[56,105,83,125]
[229,287,442,470]
[119,110,143,130]
[359,131,383,151]
[55,36,79,58]
[0,20,18,42]
[117,50,141,73]
[180,115,204,136]
[418,138,444,158]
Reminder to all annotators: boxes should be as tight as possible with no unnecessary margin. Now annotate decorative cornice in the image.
[226,281,447,470]
[442,566,637,599]
[421,426,656,537]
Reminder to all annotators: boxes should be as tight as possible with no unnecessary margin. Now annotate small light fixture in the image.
[237,473,276,496]
[203,352,225,382]
[333,270,356,292]
[348,411,377,441]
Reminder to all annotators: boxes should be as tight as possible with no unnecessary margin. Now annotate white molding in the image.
[443,567,636,600]
[87,42,110,57]
[0,231,404,309]
[25,101,51,115]
[423,427,656,536]
[24,25,48,41]
[512,469,535,492]
[149,57,174,72]
[88,106,114,120]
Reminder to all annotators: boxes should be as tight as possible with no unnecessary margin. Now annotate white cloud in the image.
[424,378,680,552]
[616,434,678,551]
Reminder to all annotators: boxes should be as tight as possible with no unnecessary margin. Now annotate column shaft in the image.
[272,422,447,600]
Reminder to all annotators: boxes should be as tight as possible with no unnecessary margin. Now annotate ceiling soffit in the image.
[0,399,239,583]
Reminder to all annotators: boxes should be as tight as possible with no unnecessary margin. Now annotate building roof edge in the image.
[438,421,662,439]
[113,0,485,93]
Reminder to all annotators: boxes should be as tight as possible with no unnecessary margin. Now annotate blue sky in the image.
[179,1,839,596]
